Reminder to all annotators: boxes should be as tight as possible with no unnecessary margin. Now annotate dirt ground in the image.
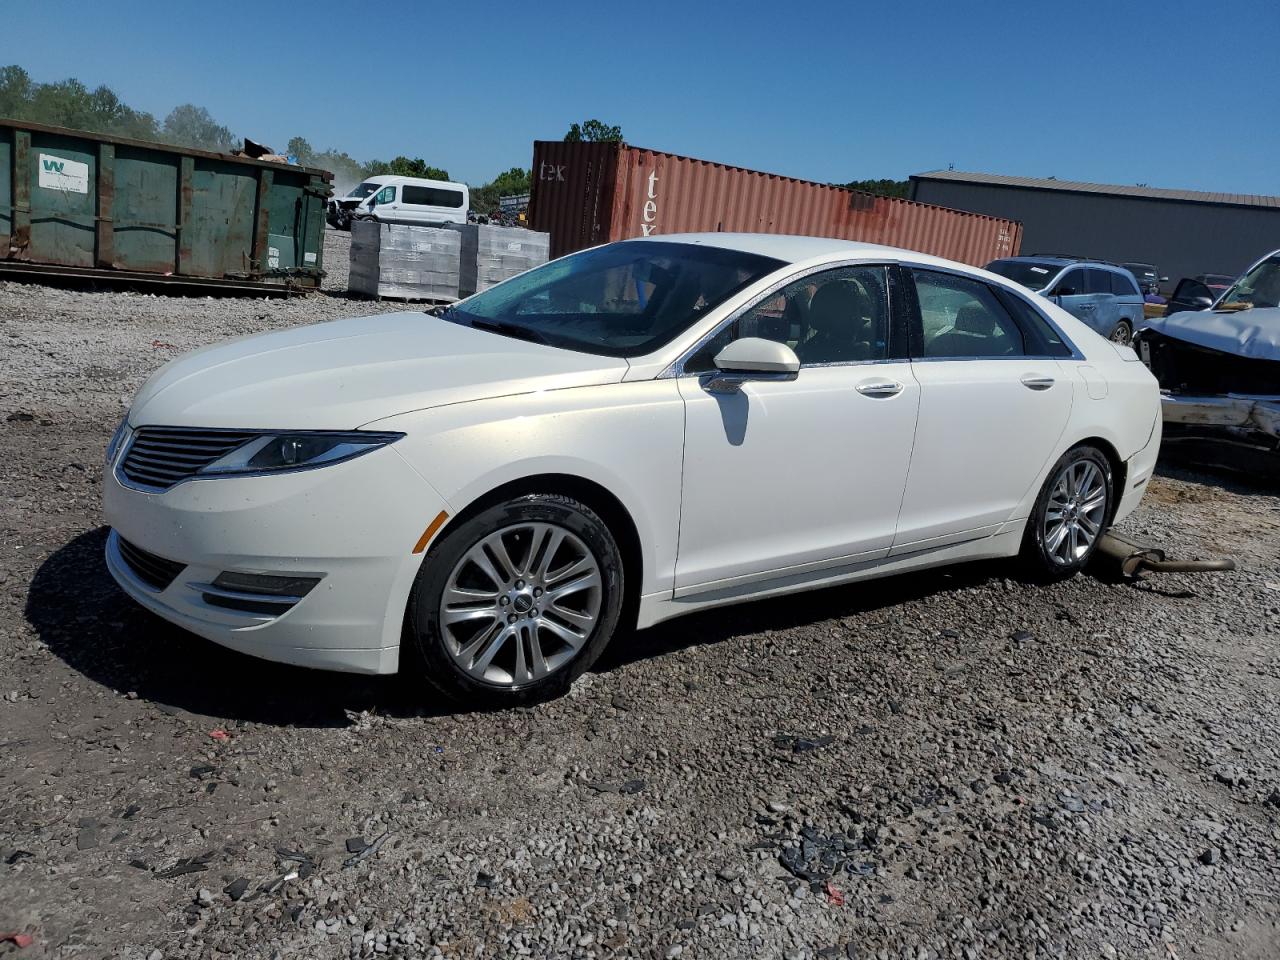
[1,231,1278,959]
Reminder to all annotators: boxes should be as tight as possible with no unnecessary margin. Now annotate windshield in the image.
[1125,263,1158,280]
[1220,255,1280,309]
[346,181,380,199]
[443,241,785,357]
[985,259,1060,291]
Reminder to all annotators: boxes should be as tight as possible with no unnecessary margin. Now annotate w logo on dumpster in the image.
[37,153,89,194]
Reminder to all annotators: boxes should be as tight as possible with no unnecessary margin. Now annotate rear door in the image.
[894,267,1074,551]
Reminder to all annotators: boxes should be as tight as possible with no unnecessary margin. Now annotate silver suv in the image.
[985,256,1145,345]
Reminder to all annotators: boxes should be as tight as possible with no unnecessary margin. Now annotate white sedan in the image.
[104,234,1161,705]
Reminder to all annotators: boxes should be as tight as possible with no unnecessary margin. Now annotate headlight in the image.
[105,418,129,466]
[200,431,404,476]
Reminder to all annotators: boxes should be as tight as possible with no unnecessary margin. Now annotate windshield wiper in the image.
[467,317,550,345]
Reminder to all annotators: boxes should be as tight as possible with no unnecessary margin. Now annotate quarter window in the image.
[685,266,890,372]
[1110,271,1140,296]
[913,270,1025,358]
[997,289,1073,357]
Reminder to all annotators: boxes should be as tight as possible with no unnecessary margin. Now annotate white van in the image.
[349,175,469,228]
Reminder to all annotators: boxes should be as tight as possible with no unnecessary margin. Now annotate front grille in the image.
[117,535,187,591]
[120,427,256,490]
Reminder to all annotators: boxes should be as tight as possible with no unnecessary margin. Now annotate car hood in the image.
[1140,306,1280,362]
[128,312,630,429]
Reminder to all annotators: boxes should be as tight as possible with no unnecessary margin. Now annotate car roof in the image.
[626,232,967,267]
[996,254,1130,272]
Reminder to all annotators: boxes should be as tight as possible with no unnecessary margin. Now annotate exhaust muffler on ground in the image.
[1093,531,1237,578]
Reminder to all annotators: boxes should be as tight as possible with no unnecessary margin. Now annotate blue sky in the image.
[4,0,1277,193]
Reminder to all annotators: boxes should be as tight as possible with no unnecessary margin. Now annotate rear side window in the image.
[402,185,466,208]
[1110,271,1140,296]
[1085,268,1114,295]
[996,289,1073,357]
[912,270,1025,358]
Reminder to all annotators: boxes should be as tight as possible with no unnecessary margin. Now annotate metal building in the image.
[909,171,1280,292]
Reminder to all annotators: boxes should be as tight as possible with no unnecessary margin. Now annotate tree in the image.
[0,65,33,119]
[470,167,531,213]
[563,119,622,143]
[286,136,314,165]
[162,104,237,152]
[841,178,910,199]
[362,156,449,180]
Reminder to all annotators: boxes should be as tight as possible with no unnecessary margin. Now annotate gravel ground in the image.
[2,230,1279,959]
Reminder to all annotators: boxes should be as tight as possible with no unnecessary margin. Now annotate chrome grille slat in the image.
[121,427,254,490]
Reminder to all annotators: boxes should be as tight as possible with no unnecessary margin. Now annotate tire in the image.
[406,494,624,707]
[1020,445,1113,581]
[1108,320,1133,345]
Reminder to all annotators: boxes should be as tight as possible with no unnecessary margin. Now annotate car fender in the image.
[364,380,687,597]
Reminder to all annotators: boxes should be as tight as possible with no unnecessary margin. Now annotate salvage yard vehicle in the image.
[1121,261,1167,297]
[328,176,470,230]
[103,234,1161,706]
[1135,250,1280,478]
[354,175,469,227]
[1163,273,1236,316]
[985,256,1146,345]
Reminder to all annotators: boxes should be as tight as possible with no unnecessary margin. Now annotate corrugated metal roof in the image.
[911,170,1280,209]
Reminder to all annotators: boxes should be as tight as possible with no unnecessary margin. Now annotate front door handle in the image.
[1020,374,1055,391]
[855,380,904,398]
[1079,303,1096,310]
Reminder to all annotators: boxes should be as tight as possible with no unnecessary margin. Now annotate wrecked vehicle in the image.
[327,181,382,230]
[1135,250,1280,477]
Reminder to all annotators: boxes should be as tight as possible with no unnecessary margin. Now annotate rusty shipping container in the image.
[529,141,1022,265]
[0,119,331,293]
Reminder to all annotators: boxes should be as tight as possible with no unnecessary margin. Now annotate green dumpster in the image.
[0,118,331,293]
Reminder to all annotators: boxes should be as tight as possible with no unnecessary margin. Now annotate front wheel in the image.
[1108,320,1133,345]
[406,494,624,707]
[1020,446,1113,580]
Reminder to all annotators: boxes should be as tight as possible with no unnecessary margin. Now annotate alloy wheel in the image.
[1109,323,1133,345]
[438,522,602,687]
[1043,460,1107,565]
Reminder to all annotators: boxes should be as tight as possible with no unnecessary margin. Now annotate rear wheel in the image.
[406,494,624,706]
[1108,320,1133,345]
[1020,445,1113,580]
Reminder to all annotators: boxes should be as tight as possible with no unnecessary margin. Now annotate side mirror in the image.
[1191,296,1213,309]
[1053,286,1076,297]
[706,338,800,394]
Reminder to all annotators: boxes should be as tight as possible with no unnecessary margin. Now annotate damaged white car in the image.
[1135,249,1280,478]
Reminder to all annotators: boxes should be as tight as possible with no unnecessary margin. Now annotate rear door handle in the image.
[855,380,904,398]
[1020,375,1055,391]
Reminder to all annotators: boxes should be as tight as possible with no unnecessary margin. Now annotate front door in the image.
[674,264,920,594]
[896,267,1074,550]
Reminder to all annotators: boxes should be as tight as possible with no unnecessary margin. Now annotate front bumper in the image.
[103,445,448,674]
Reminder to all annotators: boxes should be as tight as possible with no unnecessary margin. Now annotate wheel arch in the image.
[1069,435,1126,524]
[427,472,644,629]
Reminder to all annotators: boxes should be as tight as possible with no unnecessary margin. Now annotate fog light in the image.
[211,572,321,597]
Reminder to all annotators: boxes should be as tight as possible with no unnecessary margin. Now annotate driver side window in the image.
[685,266,890,373]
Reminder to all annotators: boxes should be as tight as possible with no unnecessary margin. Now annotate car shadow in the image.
[31,528,1021,726]
[25,527,439,728]
[594,559,1009,674]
